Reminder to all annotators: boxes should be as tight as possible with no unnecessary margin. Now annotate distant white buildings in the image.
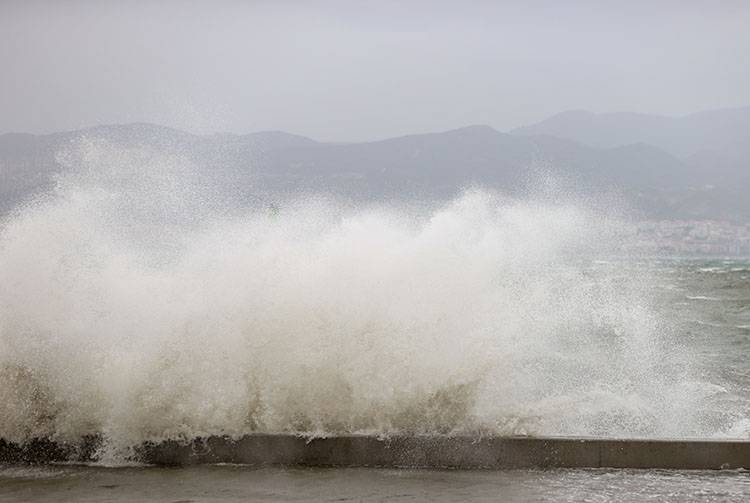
[628,220,750,256]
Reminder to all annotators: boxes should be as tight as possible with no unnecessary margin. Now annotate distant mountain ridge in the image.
[512,106,750,161]
[1,107,748,221]
[512,106,750,204]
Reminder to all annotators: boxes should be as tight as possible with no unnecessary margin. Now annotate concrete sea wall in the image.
[2,435,749,469]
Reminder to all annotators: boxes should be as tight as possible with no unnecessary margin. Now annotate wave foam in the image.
[0,139,726,460]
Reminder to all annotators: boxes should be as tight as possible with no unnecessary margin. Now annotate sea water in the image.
[0,139,749,498]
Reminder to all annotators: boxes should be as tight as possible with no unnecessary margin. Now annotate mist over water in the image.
[0,139,737,461]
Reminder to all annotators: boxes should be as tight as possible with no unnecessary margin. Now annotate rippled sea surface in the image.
[1,465,750,503]
[641,257,750,436]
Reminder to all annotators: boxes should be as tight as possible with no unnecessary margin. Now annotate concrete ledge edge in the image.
[2,434,749,470]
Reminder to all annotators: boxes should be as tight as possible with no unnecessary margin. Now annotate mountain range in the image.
[1,106,749,221]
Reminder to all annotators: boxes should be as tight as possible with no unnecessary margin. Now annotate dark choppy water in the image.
[642,258,750,437]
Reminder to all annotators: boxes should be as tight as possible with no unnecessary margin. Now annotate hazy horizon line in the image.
[3,104,749,144]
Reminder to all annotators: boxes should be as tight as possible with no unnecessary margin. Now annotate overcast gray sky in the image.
[2,0,749,141]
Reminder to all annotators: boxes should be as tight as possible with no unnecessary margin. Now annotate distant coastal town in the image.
[627,221,750,256]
